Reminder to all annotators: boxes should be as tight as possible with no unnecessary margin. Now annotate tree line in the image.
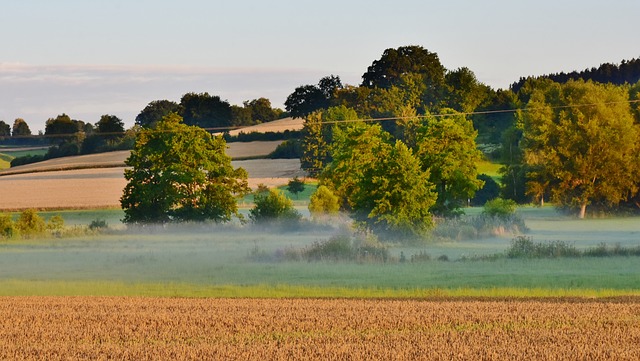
[286,46,640,219]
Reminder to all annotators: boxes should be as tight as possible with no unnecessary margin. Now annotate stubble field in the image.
[1,297,638,360]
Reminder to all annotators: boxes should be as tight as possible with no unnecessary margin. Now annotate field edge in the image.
[2,280,639,300]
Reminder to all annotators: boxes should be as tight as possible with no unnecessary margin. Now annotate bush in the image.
[483,198,517,218]
[250,189,301,223]
[304,234,390,263]
[506,236,580,258]
[0,213,17,239]
[15,209,46,238]
[89,219,108,231]
[46,215,65,236]
[269,139,302,159]
[308,185,340,217]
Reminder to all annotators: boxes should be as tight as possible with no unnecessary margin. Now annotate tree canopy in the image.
[322,122,436,237]
[521,80,640,218]
[121,113,250,223]
[135,100,180,128]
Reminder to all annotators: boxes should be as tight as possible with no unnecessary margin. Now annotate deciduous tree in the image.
[522,80,639,218]
[121,113,250,223]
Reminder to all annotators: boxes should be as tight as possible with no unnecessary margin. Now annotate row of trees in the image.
[288,46,640,218]
[135,94,285,129]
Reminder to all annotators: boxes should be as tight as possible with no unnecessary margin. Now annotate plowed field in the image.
[1,297,638,360]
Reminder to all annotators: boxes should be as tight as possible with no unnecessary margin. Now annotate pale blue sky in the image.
[1,0,638,132]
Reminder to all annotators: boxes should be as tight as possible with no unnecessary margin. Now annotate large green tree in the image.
[322,122,436,237]
[414,111,484,216]
[121,113,250,223]
[522,80,640,218]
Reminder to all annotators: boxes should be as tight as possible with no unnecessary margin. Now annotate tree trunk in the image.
[579,202,587,219]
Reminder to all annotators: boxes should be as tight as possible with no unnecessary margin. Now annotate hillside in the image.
[226,117,304,136]
[0,139,305,211]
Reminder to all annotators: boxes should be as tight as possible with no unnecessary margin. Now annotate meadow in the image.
[1,206,639,297]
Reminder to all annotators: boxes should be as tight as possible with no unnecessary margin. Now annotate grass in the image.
[1,207,639,298]
[0,279,638,298]
[476,159,502,179]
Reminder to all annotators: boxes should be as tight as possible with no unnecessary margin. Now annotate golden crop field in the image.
[1,297,638,360]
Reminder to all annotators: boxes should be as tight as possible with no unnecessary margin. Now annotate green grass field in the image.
[1,206,639,298]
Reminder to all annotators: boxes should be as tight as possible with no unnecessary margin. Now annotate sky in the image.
[1,0,638,133]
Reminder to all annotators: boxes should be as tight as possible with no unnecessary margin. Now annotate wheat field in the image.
[0,297,638,360]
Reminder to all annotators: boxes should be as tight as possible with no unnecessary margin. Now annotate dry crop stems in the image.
[0,297,638,360]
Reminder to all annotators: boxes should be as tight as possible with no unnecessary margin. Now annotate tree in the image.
[285,75,343,118]
[180,92,233,130]
[12,118,31,137]
[249,189,301,223]
[287,177,305,199]
[45,114,81,144]
[135,100,180,128]
[120,113,250,223]
[15,209,45,238]
[470,174,501,206]
[522,80,640,218]
[361,45,446,93]
[414,111,484,216]
[300,106,358,177]
[95,114,125,141]
[0,120,10,138]
[322,122,436,237]
[444,67,492,114]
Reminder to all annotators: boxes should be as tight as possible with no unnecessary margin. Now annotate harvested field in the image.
[0,297,638,360]
[0,159,304,210]
[226,116,304,136]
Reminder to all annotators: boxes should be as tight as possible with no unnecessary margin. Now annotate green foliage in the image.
[0,213,16,239]
[506,236,581,258]
[269,139,302,159]
[286,177,305,199]
[323,122,436,238]
[414,111,484,216]
[522,80,640,218]
[308,185,340,216]
[483,198,517,218]
[285,75,342,118]
[46,215,65,236]
[250,234,391,263]
[135,100,180,128]
[121,113,250,223]
[249,189,301,223]
[15,209,46,238]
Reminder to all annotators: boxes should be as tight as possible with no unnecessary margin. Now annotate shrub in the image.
[269,139,302,159]
[308,185,340,216]
[506,236,580,258]
[483,198,517,218]
[89,219,108,231]
[15,209,46,238]
[0,213,16,239]
[46,215,65,236]
[303,234,390,263]
[250,189,301,223]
